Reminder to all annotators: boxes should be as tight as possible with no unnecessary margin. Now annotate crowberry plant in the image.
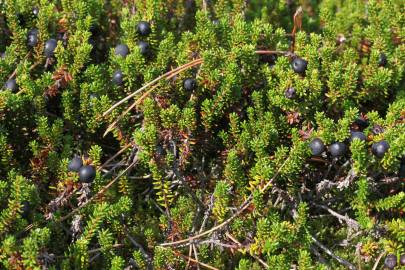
[0,0,403,269]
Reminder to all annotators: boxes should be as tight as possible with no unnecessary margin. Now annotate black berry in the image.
[291,57,308,74]
[4,79,18,91]
[309,138,325,156]
[371,140,390,158]
[284,87,296,99]
[44,39,58,57]
[183,78,197,91]
[112,70,124,86]
[137,41,150,55]
[136,21,151,36]
[32,7,39,17]
[78,165,96,183]
[400,253,405,265]
[114,44,129,57]
[68,156,83,172]
[350,131,366,142]
[329,142,347,157]
[27,28,39,47]
[384,254,397,269]
[378,53,387,67]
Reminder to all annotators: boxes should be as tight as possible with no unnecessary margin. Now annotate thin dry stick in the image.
[372,251,386,270]
[160,158,289,247]
[192,244,201,270]
[314,203,360,230]
[186,245,193,269]
[311,235,356,270]
[255,50,290,55]
[103,83,160,137]
[58,158,138,222]
[88,243,124,254]
[225,232,269,269]
[172,249,219,270]
[103,50,287,121]
[290,7,303,52]
[103,58,203,117]
[98,142,132,170]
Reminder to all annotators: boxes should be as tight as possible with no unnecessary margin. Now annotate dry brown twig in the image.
[291,7,303,52]
[102,50,289,136]
[225,232,269,269]
[171,248,219,270]
[160,157,289,247]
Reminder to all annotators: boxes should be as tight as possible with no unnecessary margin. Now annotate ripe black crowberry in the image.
[400,253,405,265]
[183,78,197,91]
[350,131,366,142]
[112,70,124,86]
[329,142,347,157]
[137,41,150,55]
[291,57,308,74]
[68,156,83,172]
[309,138,325,156]
[371,140,390,158]
[44,39,58,57]
[384,254,397,269]
[136,21,151,36]
[27,28,39,47]
[114,44,129,57]
[4,79,18,91]
[32,7,39,17]
[78,165,96,183]
[284,87,296,99]
[378,53,387,67]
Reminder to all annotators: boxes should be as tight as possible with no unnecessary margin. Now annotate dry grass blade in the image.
[225,232,269,269]
[104,50,288,134]
[103,58,203,117]
[160,157,289,247]
[104,59,203,136]
[103,84,160,137]
[172,248,219,270]
[255,50,289,55]
[98,142,132,170]
[291,7,303,52]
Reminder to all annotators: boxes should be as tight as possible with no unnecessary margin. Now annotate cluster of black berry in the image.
[112,21,152,86]
[67,156,96,183]
[310,132,390,158]
[384,253,405,269]
[309,119,405,177]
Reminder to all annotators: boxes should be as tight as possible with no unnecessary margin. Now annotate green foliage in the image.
[0,0,404,269]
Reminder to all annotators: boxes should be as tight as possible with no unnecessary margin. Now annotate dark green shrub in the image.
[0,0,404,269]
